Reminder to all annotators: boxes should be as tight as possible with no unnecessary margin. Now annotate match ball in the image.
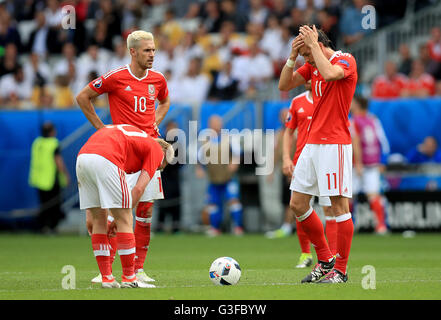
[209,257,241,286]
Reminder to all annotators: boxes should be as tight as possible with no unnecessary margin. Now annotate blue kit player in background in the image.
[196,115,244,237]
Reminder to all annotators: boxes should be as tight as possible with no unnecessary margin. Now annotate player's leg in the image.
[89,207,119,288]
[322,197,337,256]
[226,179,243,235]
[290,145,334,282]
[206,184,223,236]
[110,207,153,288]
[316,144,353,283]
[364,167,387,234]
[127,170,164,282]
[134,201,155,282]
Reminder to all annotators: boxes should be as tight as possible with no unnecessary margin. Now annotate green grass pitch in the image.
[0,232,440,300]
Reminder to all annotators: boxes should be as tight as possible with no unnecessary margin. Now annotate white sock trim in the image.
[325,216,336,221]
[296,207,313,222]
[118,247,136,255]
[136,217,152,223]
[336,213,352,223]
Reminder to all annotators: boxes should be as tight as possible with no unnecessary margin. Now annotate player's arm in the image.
[131,169,151,208]
[76,86,105,130]
[155,96,170,126]
[300,25,344,82]
[278,36,307,91]
[282,127,296,177]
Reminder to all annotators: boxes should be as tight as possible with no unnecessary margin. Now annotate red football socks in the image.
[325,217,338,256]
[297,208,333,263]
[91,233,112,280]
[370,196,386,230]
[117,232,136,278]
[134,202,153,272]
[296,219,311,254]
[335,213,354,275]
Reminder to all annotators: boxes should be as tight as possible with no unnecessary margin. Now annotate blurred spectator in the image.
[426,26,441,79]
[371,60,407,99]
[208,60,240,101]
[108,37,130,71]
[0,64,32,108]
[52,74,75,109]
[53,42,78,92]
[406,136,441,164]
[76,43,109,93]
[401,59,436,97]
[24,52,51,88]
[171,57,210,106]
[259,14,283,62]
[0,42,18,77]
[26,10,51,57]
[94,0,121,41]
[87,20,113,52]
[317,8,339,47]
[248,0,269,25]
[398,43,413,76]
[339,0,373,46]
[287,7,306,34]
[201,42,222,77]
[200,0,223,33]
[196,115,244,237]
[161,8,185,47]
[29,122,69,234]
[271,0,290,22]
[0,10,22,50]
[219,0,248,33]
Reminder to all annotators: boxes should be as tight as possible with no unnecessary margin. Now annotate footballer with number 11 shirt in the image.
[76,30,170,284]
[279,25,358,283]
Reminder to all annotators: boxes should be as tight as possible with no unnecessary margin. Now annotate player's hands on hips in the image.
[154,122,160,136]
[290,35,304,60]
[107,220,117,238]
[299,25,318,48]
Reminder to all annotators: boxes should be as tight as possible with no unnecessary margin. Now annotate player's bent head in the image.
[127,30,154,50]
[300,24,333,49]
[154,138,175,170]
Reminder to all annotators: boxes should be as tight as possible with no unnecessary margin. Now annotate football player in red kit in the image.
[76,124,174,288]
[279,25,358,283]
[76,30,170,283]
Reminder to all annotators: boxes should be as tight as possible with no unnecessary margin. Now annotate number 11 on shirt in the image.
[326,172,337,190]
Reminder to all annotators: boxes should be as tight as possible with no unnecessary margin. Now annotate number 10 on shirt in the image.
[134,96,148,112]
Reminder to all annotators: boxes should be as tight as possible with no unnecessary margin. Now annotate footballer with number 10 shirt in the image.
[279,25,358,283]
[76,30,170,284]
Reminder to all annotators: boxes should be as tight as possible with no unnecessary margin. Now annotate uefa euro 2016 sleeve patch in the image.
[93,78,103,88]
[338,59,350,68]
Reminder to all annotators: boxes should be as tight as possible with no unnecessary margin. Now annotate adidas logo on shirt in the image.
[125,85,132,91]
[298,108,305,113]
[313,70,318,76]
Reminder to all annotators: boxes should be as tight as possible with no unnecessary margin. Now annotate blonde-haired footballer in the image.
[76,30,170,284]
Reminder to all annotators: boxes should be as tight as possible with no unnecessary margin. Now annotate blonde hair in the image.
[127,30,154,50]
[154,138,175,164]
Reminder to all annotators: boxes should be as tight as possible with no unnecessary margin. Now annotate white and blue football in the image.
[209,257,241,285]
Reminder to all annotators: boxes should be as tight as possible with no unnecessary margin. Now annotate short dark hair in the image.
[41,122,55,137]
[354,95,369,110]
[302,25,333,49]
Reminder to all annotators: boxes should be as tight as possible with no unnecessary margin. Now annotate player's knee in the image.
[136,201,153,218]
[289,197,308,216]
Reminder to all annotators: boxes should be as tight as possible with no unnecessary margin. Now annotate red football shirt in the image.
[296,51,358,145]
[78,124,164,178]
[285,91,314,165]
[405,73,436,96]
[371,74,408,99]
[88,65,169,138]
